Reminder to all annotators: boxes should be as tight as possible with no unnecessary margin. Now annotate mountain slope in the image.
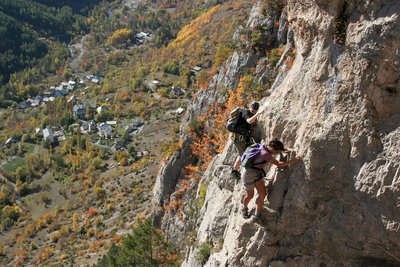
[0,0,99,89]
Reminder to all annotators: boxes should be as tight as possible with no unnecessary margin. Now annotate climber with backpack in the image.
[240,139,302,220]
[226,101,262,180]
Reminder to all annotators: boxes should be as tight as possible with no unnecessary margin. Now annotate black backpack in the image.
[226,107,249,136]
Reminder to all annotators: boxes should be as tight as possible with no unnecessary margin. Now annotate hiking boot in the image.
[251,213,262,221]
[231,169,240,180]
[241,206,250,219]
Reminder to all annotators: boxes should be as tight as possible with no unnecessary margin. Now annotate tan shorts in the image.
[241,168,265,191]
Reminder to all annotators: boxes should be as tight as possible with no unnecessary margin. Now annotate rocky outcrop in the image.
[179,0,400,266]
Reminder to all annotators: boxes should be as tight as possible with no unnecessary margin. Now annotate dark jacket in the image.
[234,108,253,142]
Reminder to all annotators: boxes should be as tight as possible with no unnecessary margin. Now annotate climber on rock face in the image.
[226,101,262,180]
[240,139,302,220]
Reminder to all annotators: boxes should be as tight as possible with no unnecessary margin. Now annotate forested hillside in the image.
[0,0,99,102]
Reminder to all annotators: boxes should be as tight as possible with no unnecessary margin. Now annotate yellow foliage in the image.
[170,5,221,47]
[50,230,62,243]
[72,212,79,233]
[107,28,133,46]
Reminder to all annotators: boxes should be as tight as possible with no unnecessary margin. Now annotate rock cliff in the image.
[153,0,400,266]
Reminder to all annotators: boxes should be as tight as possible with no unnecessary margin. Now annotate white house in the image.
[175,107,185,115]
[106,120,117,126]
[61,81,69,88]
[4,137,18,148]
[97,106,108,114]
[35,128,42,136]
[192,66,202,74]
[98,123,112,138]
[43,128,54,143]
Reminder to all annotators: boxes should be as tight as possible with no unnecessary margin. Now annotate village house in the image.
[53,129,66,142]
[86,74,102,84]
[89,103,97,109]
[98,123,112,138]
[43,128,54,143]
[19,103,28,110]
[97,106,108,114]
[81,121,90,132]
[4,137,18,148]
[68,95,77,103]
[106,120,117,126]
[191,66,202,74]
[124,125,134,134]
[89,121,97,133]
[35,128,43,136]
[175,107,185,115]
[61,81,69,88]
[132,120,144,128]
[80,121,96,133]
[43,91,53,97]
[152,80,161,87]
[73,104,86,119]
[171,86,185,96]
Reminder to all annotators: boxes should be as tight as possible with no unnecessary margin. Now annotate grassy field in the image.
[2,157,26,173]
[1,143,36,173]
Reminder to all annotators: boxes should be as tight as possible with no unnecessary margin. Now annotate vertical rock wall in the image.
[179,0,400,266]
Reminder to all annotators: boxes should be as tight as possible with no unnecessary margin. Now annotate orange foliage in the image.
[112,234,122,244]
[163,198,184,214]
[87,208,98,217]
[189,80,246,173]
[234,2,242,9]
[42,211,56,224]
[14,249,27,266]
[88,240,103,253]
[285,56,294,69]
[77,172,85,180]
[116,90,130,102]
[119,157,128,167]
[227,78,245,109]
[15,234,27,245]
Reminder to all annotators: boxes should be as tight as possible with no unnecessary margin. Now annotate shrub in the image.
[197,242,213,265]
[213,45,233,66]
[268,46,284,67]
[163,61,180,75]
[198,183,207,209]
[94,187,106,199]
[91,157,103,170]
[95,219,180,267]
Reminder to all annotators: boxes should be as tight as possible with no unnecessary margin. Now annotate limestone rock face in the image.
[180,0,400,266]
